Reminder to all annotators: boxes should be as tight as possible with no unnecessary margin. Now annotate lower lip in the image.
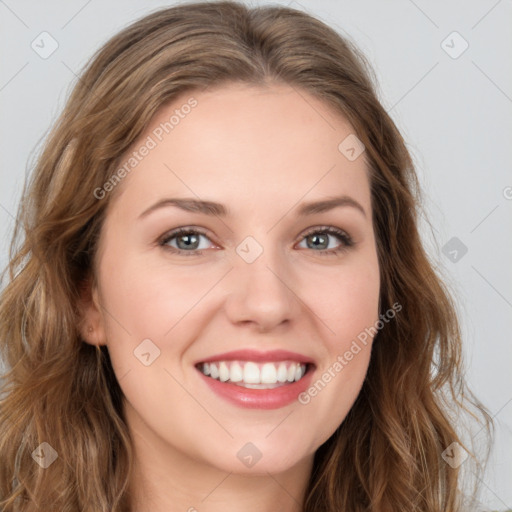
[196,366,315,409]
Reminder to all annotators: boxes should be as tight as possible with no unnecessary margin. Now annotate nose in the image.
[224,247,300,333]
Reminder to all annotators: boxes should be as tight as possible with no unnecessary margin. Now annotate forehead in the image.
[106,82,371,221]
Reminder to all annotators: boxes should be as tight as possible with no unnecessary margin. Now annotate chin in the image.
[205,440,312,475]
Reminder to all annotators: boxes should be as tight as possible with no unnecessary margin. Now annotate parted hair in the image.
[0,1,492,511]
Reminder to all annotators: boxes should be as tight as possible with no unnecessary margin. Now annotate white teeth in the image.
[243,362,260,384]
[277,362,288,382]
[209,363,219,379]
[219,361,230,382]
[260,363,278,384]
[229,362,243,382]
[198,360,308,387]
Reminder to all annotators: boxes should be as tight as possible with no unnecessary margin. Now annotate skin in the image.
[80,82,381,512]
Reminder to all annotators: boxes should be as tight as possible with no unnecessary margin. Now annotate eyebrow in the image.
[138,195,367,219]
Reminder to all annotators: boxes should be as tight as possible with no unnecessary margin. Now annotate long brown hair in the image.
[0,2,493,510]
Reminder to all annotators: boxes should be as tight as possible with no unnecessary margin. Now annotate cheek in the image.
[297,257,379,433]
[95,253,201,420]
[308,258,380,348]
[98,247,211,338]
[96,246,233,392]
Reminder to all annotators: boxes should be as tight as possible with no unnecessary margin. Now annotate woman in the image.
[0,1,493,511]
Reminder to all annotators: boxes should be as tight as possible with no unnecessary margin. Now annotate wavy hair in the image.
[0,1,493,510]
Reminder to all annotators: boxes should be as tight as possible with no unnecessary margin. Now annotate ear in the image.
[78,276,107,346]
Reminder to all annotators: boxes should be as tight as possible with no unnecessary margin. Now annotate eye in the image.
[159,227,215,256]
[296,226,354,256]
[158,225,354,257]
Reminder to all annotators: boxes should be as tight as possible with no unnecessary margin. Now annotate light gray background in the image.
[1,0,511,509]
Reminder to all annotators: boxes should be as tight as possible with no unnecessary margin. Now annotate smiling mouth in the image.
[195,360,312,389]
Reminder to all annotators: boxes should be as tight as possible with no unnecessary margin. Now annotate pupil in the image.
[310,233,327,250]
[178,233,198,250]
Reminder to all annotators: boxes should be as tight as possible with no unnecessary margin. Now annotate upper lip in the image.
[195,349,315,366]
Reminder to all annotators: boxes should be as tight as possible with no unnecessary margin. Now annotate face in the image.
[82,82,380,478]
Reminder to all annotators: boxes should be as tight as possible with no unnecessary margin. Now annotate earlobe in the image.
[82,322,104,347]
[79,280,107,346]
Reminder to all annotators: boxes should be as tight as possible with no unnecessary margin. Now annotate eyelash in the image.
[158,226,354,257]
